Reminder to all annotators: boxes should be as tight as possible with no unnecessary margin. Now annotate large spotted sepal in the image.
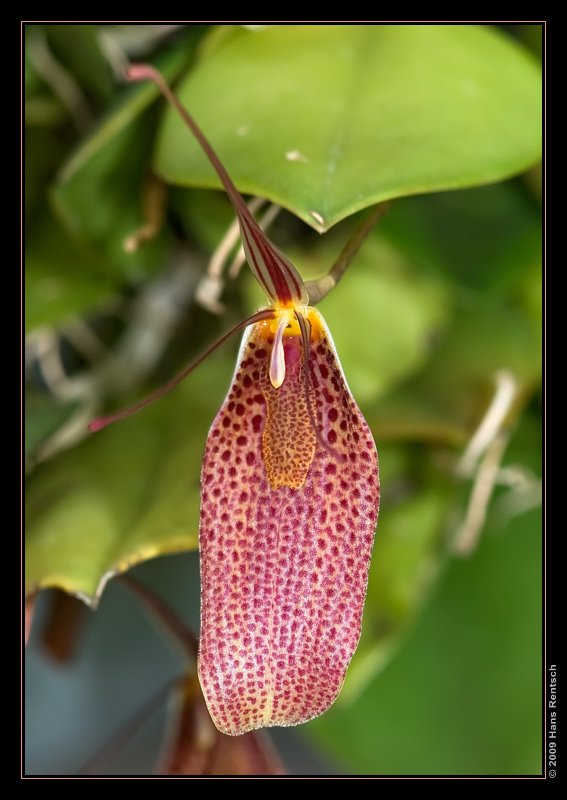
[198,308,379,735]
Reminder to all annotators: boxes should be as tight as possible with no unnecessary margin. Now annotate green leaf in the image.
[25,206,120,332]
[155,24,542,231]
[24,354,232,605]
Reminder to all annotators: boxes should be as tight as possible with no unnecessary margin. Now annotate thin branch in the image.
[305,201,392,305]
[118,575,198,660]
[452,370,521,555]
[457,370,518,477]
[77,675,182,775]
[452,430,511,556]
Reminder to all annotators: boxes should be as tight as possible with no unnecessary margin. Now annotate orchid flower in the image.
[91,65,380,736]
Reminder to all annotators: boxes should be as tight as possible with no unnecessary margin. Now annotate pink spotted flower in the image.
[92,65,380,736]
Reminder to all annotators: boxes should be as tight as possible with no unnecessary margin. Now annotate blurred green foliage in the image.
[24,24,542,776]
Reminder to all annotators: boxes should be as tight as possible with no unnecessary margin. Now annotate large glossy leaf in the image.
[155,24,542,231]
[24,357,231,605]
